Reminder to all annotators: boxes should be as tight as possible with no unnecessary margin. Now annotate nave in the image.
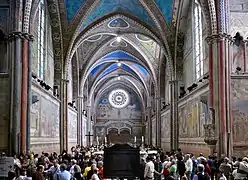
[1,0,248,170]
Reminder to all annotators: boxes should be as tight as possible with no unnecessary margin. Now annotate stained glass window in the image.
[194,0,203,80]
[37,0,45,79]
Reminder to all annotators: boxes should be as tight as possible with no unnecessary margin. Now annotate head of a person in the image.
[71,159,77,165]
[156,156,160,162]
[74,165,81,173]
[224,157,229,163]
[98,161,103,168]
[37,165,44,172]
[185,154,190,160]
[197,164,205,173]
[60,164,67,172]
[91,164,97,170]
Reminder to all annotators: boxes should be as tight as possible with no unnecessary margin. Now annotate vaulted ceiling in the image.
[62,0,179,110]
[64,0,174,23]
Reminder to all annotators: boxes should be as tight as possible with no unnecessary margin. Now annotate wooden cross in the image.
[85,131,94,146]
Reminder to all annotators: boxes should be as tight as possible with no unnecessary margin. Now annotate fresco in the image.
[97,89,142,119]
[30,90,60,138]
[64,0,173,23]
[232,100,248,142]
[80,0,154,28]
[68,108,77,139]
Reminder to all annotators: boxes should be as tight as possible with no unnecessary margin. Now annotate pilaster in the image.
[206,33,233,156]
[155,96,161,147]
[147,107,152,146]
[77,96,83,146]
[170,80,179,151]
[87,105,92,146]
[60,79,69,152]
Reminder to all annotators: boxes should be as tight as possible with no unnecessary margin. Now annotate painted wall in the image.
[30,82,60,153]
[68,107,77,148]
[94,88,143,144]
[231,77,248,157]
[30,81,78,153]
[230,0,248,38]
[159,84,210,155]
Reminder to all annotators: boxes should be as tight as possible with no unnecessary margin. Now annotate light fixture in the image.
[117,76,121,80]
[116,36,122,43]
[117,62,122,67]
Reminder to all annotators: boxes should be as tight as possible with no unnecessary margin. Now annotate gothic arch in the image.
[63,2,175,80]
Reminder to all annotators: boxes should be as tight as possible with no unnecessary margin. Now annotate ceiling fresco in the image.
[80,0,154,29]
[90,50,149,77]
[64,0,86,20]
[154,0,173,22]
[100,50,137,61]
[64,0,174,23]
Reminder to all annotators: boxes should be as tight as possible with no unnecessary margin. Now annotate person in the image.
[185,154,193,180]
[57,164,71,180]
[32,165,45,180]
[97,161,104,180]
[144,156,155,179]
[192,164,210,180]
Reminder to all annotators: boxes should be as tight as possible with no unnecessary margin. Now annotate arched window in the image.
[194,0,203,80]
[37,0,45,79]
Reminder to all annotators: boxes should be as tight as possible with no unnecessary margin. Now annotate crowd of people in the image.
[142,149,248,180]
[4,145,248,180]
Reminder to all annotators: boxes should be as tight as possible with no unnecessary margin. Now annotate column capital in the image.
[206,33,232,44]
[8,32,34,41]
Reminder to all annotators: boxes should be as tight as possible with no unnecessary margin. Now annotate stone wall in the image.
[0,1,11,152]
[231,76,248,157]
[0,77,10,152]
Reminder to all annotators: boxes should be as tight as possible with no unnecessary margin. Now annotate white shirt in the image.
[144,161,155,178]
[185,158,193,172]
[70,165,75,175]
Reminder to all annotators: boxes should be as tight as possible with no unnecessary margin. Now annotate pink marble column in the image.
[207,34,232,156]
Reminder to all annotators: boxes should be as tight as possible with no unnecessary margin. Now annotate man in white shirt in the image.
[69,159,77,176]
[144,156,155,179]
[185,154,193,180]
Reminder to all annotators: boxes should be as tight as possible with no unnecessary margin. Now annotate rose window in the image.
[108,89,130,108]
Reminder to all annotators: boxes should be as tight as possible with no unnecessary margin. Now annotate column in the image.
[77,96,83,146]
[60,79,69,152]
[243,41,247,72]
[170,80,179,151]
[147,107,152,146]
[155,97,161,147]
[8,32,22,155]
[26,35,34,152]
[87,105,91,146]
[207,34,232,156]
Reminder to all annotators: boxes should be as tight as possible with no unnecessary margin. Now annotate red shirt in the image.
[98,166,104,179]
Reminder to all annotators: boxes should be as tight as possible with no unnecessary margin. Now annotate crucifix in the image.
[85,131,94,146]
